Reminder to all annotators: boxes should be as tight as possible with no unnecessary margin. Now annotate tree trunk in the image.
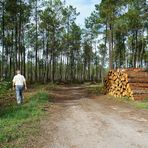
[109,23,113,69]
[35,0,38,81]
[1,1,5,79]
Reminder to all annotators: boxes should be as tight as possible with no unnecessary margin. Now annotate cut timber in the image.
[104,68,148,100]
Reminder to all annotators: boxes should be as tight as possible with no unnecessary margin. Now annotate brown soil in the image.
[26,86,148,148]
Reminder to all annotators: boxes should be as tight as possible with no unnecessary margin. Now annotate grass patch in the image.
[87,84,105,94]
[134,102,148,109]
[133,98,148,109]
[44,83,58,91]
[108,95,148,110]
[29,83,57,92]
[0,91,50,147]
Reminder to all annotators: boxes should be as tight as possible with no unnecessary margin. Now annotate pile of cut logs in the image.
[105,68,148,100]
[104,69,134,99]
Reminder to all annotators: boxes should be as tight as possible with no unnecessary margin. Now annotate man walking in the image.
[13,70,27,104]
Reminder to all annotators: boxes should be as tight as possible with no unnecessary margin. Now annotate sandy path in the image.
[28,86,148,148]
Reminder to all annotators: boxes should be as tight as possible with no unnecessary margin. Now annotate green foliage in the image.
[30,83,57,92]
[0,81,11,98]
[87,84,105,94]
[0,0,148,83]
[133,98,148,109]
[134,102,148,109]
[0,92,49,147]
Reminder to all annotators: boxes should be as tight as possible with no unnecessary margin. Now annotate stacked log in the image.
[105,70,134,99]
[125,69,148,100]
[105,68,148,100]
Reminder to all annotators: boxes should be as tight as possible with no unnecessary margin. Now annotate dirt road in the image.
[29,86,148,148]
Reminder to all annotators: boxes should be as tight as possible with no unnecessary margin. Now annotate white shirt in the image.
[13,74,26,86]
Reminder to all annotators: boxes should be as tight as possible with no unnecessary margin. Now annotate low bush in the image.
[0,81,11,99]
[87,84,105,94]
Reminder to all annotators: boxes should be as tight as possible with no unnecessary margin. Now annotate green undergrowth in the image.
[87,84,105,94]
[133,98,148,109]
[0,91,51,148]
[0,81,11,99]
[29,82,57,91]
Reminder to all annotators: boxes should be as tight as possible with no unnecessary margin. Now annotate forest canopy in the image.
[0,0,148,83]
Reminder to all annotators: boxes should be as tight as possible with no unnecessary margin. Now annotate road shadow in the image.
[49,86,91,106]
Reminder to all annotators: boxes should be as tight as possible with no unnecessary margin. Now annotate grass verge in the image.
[133,98,148,109]
[86,84,105,95]
[108,96,148,110]
[0,91,51,148]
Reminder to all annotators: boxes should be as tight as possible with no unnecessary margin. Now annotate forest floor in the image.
[24,85,148,148]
